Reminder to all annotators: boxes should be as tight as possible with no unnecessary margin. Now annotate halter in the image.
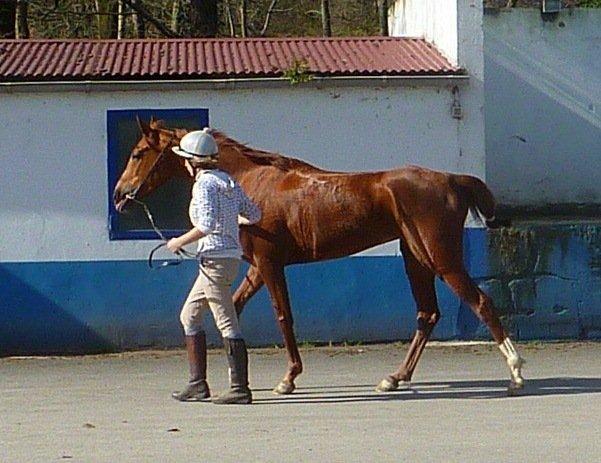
[123,133,196,269]
[126,133,177,202]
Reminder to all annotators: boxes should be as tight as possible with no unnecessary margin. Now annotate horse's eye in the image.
[132,150,145,160]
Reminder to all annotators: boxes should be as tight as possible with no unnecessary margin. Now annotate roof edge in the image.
[0,75,470,94]
[0,36,426,44]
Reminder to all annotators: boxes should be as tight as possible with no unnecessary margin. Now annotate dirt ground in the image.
[2,341,600,462]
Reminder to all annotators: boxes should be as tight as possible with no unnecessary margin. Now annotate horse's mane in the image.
[152,121,316,172]
[211,130,317,172]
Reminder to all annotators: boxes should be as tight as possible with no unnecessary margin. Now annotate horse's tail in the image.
[454,175,509,229]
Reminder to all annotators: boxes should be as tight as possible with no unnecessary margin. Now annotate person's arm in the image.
[167,228,204,253]
[167,176,215,253]
[238,188,261,225]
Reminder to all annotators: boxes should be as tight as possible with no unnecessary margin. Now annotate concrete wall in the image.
[389,0,458,64]
[484,9,601,206]
[470,224,601,340]
[390,5,601,207]
[389,0,486,180]
[0,82,475,263]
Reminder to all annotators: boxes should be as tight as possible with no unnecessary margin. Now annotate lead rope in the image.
[130,195,250,286]
[125,195,197,269]
[127,191,223,286]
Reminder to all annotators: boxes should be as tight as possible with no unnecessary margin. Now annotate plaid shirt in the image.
[189,169,261,258]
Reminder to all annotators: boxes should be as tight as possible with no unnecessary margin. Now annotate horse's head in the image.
[113,117,188,212]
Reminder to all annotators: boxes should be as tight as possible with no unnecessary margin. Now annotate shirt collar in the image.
[195,169,208,181]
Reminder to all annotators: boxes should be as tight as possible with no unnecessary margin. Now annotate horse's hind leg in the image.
[233,265,264,317]
[376,242,440,392]
[442,268,525,393]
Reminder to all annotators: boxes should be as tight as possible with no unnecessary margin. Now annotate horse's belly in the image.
[287,180,398,261]
[314,230,399,260]
[296,212,399,261]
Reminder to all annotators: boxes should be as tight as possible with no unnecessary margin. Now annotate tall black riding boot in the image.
[172,333,210,401]
[212,338,252,405]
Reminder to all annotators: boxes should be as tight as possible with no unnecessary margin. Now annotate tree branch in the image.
[121,0,180,37]
[240,0,247,38]
[260,0,278,36]
[224,0,236,37]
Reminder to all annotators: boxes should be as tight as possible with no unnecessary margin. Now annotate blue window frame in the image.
[107,108,209,240]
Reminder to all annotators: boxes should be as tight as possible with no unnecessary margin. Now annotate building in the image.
[0,35,482,354]
[2,1,599,355]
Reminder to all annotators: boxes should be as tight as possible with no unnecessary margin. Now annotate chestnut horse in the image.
[114,118,525,395]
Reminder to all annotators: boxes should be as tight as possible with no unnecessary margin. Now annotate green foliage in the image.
[485,0,601,6]
[282,58,313,85]
[578,0,601,6]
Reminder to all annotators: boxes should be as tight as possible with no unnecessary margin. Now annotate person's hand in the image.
[167,238,182,254]
[238,215,251,226]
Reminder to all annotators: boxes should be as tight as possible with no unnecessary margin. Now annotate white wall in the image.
[484,9,601,205]
[389,0,458,64]
[389,0,486,180]
[0,81,482,263]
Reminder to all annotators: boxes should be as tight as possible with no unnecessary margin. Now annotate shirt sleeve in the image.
[192,177,218,234]
[238,187,261,225]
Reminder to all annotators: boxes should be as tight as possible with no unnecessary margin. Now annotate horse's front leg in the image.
[257,260,302,395]
[233,265,264,317]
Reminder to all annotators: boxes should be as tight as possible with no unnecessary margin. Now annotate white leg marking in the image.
[499,337,525,388]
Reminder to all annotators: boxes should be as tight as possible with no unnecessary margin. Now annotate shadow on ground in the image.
[253,377,601,405]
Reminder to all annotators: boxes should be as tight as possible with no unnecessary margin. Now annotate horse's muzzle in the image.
[113,185,133,213]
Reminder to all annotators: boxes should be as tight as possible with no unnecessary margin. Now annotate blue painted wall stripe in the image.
[2,226,601,356]
[0,255,463,355]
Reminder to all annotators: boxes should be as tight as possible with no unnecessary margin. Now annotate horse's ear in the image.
[136,115,152,137]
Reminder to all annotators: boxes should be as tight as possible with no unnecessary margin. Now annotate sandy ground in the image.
[1,341,600,462]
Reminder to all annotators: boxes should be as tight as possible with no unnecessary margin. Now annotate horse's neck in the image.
[218,150,267,180]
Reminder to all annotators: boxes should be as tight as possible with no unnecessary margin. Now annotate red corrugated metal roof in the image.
[0,37,461,82]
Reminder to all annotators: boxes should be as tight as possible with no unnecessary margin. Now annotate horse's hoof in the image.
[513,376,525,388]
[375,376,399,392]
[273,381,295,395]
[507,380,524,396]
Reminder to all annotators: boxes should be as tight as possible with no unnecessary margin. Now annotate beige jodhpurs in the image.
[179,258,241,339]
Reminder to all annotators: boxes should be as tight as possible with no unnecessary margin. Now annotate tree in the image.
[16,0,29,38]
[171,0,180,34]
[224,0,236,36]
[190,0,219,37]
[95,0,118,38]
[121,0,179,38]
[131,0,146,37]
[4,0,385,40]
[377,0,388,36]
[321,0,331,37]
[239,0,247,37]
[0,1,16,39]
[117,0,125,39]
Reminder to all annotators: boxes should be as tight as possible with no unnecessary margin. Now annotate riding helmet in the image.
[172,128,218,158]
